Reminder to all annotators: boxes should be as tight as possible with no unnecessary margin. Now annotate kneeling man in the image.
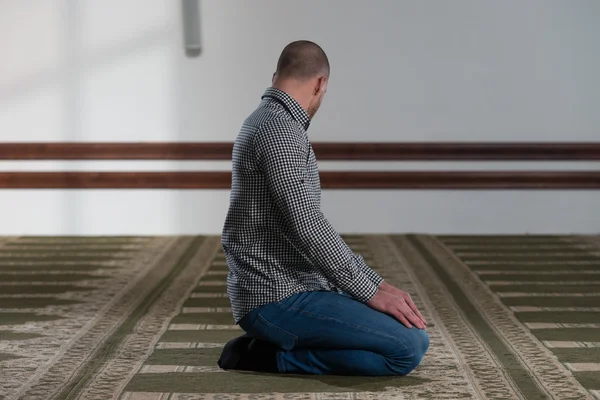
[218,40,429,376]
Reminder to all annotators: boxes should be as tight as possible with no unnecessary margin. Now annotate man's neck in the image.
[271,81,311,112]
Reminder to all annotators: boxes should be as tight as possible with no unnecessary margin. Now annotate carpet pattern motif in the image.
[0,235,598,400]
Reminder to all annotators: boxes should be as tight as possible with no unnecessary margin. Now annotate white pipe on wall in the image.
[181,0,201,57]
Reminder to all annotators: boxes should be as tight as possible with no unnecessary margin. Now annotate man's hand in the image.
[379,281,427,327]
[367,289,426,329]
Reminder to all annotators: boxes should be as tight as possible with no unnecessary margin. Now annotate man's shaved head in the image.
[272,41,330,119]
[274,40,330,81]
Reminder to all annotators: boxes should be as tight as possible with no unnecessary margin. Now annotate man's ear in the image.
[272,72,276,84]
[314,76,327,95]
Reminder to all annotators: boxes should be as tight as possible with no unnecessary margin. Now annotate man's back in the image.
[222,87,334,324]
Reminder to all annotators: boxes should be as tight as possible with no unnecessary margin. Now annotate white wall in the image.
[1,0,599,235]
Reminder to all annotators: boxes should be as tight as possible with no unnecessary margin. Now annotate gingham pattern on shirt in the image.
[221,87,383,323]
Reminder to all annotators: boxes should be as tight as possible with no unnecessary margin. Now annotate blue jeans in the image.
[238,291,429,376]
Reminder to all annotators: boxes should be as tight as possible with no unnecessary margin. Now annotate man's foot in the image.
[217,333,253,370]
[237,338,279,372]
[218,335,278,373]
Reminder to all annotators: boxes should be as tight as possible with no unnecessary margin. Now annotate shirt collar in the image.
[261,87,311,131]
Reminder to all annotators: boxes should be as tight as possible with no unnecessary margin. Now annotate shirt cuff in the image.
[354,254,384,286]
[343,271,379,303]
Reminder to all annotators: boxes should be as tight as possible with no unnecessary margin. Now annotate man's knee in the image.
[387,328,429,376]
[414,328,430,356]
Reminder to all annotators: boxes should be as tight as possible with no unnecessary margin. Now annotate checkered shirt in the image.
[222,87,383,323]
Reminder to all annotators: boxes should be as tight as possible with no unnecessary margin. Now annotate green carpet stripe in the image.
[125,372,428,393]
[159,329,243,343]
[208,265,229,272]
[0,274,107,282]
[0,256,130,262]
[0,313,63,325]
[0,298,81,308]
[460,255,599,262]
[171,313,234,325]
[159,330,242,343]
[444,246,591,251]
[57,237,206,400]
[443,242,579,247]
[0,264,119,271]
[551,348,600,363]
[13,236,147,241]
[456,250,592,255]
[501,297,600,307]
[514,312,600,324]
[439,240,571,244]
[0,352,23,362]
[0,248,137,254]
[212,263,226,268]
[0,331,43,340]
[489,284,600,293]
[198,276,226,283]
[438,235,565,239]
[481,274,600,282]
[572,372,600,390]
[183,298,231,308]
[471,264,600,271]
[0,285,95,294]
[405,235,547,399]
[348,244,370,249]
[146,348,221,365]
[533,329,600,342]
[440,239,569,244]
[447,242,590,246]
[193,286,229,293]
[3,242,143,247]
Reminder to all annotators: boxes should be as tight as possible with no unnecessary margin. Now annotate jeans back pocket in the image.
[254,313,297,351]
[242,308,297,351]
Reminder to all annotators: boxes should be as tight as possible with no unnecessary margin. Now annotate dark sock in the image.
[237,338,279,373]
[217,334,253,370]
[218,335,279,373]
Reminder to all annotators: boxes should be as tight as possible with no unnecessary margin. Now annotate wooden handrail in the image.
[1,142,599,161]
[0,171,598,189]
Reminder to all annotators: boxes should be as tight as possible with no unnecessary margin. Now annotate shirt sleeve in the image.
[353,253,384,286]
[253,121,380,303]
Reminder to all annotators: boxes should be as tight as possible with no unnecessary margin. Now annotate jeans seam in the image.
[257,312,298,345]
[291,307,410,353]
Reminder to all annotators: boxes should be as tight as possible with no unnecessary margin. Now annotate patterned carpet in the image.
[0,235,598,399]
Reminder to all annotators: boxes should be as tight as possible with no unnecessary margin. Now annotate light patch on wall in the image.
[81,46,174,141]
[0,191,232,235]
[0,190,76,235]
[321,190,600,234]
[79,0,172,55]
[316,161,600,172]
[0,83,65,141]
[0,0,64,89]
[0,161,233,172]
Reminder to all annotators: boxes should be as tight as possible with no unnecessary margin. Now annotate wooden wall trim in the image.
[314,142,600,161]
[0,143,234,160]
[1,171,599,189]
[2,142,600,160]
